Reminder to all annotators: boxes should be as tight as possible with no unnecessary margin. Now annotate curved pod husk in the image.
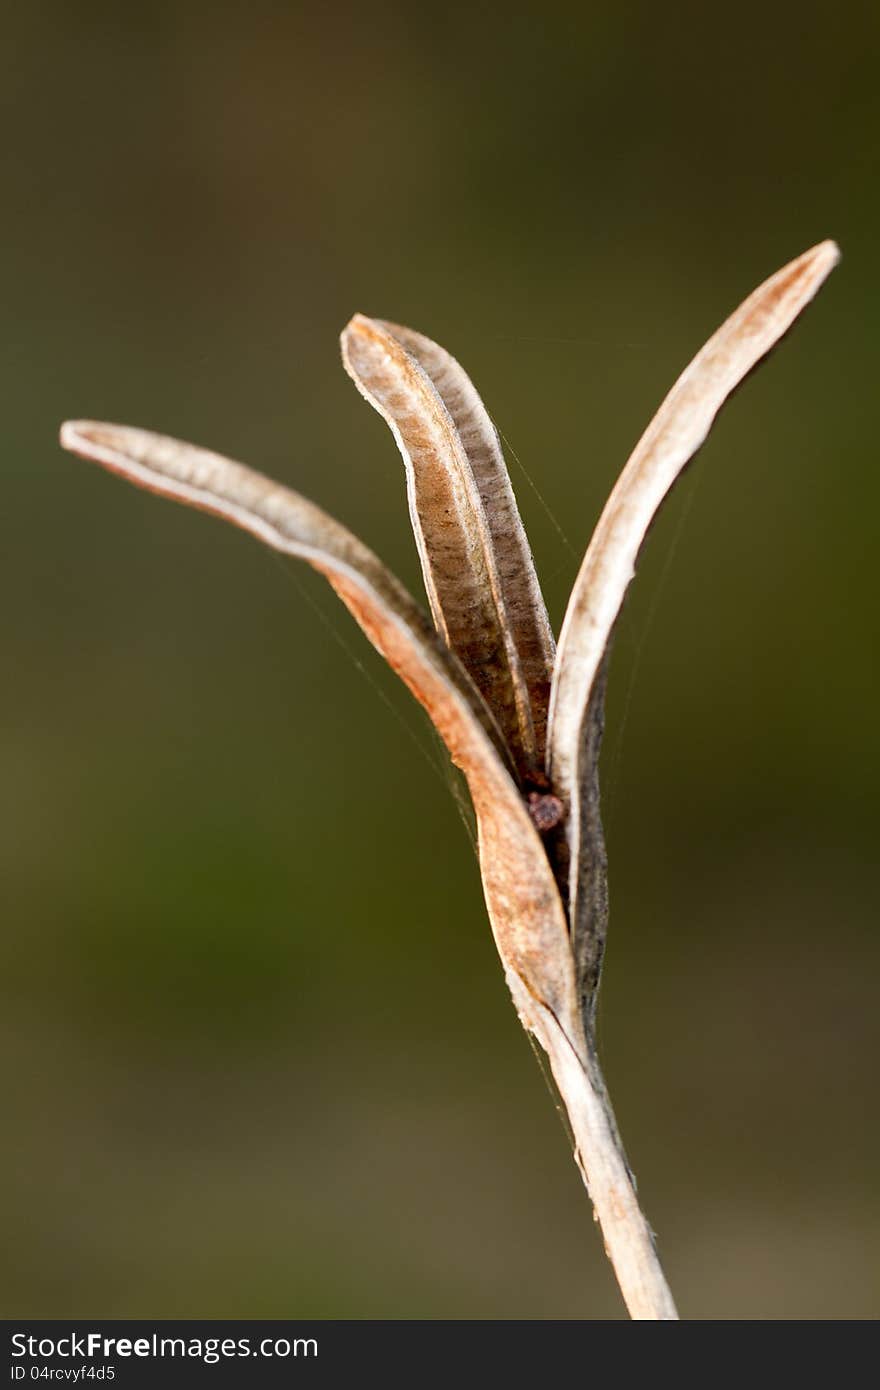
[342,315,555,783]
[61,238,839,1321]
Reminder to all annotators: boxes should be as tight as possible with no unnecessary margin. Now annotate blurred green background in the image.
[1,1,877,1319]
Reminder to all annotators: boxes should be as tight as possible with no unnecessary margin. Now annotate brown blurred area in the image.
[1,0,877,1318]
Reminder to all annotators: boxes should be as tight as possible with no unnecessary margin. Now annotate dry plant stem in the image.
[60,240,839,1321]
[60,419,675,1320]
[60,419,671,1318]
[508,975,677,1320]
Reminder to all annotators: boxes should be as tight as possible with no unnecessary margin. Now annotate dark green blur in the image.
[1,0,877,1318]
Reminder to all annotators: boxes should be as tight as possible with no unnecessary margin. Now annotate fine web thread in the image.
[525,1030,577,1155]
[433,745,478,853]
[601,465,704,821]
[496,413,702,816]
[590,467,703,1058]
[495,423,580,566]
[269,553,479,852]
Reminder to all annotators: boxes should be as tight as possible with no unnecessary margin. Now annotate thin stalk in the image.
[508,973,678,1319]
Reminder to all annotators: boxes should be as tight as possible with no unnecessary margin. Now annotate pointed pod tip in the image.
[342,311,381,340]
[60,419,131,460]
[59,418,83,448]
[60,419,101,455]
[807,238,841,274]
[792,239,841,295]
[815,237,841,259]
[342,314,419,354]
[60,422,175,492]
[340,314,396,373]
[756,239,841,326]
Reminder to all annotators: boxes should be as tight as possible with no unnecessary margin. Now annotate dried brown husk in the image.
[341,315,554,784]
[548,240,840,1017]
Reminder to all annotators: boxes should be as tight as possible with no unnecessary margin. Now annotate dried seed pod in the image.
[59,421,577,1030]
[549,240,840,1018]
[341,315,555,783]
[61,240,839,1323]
